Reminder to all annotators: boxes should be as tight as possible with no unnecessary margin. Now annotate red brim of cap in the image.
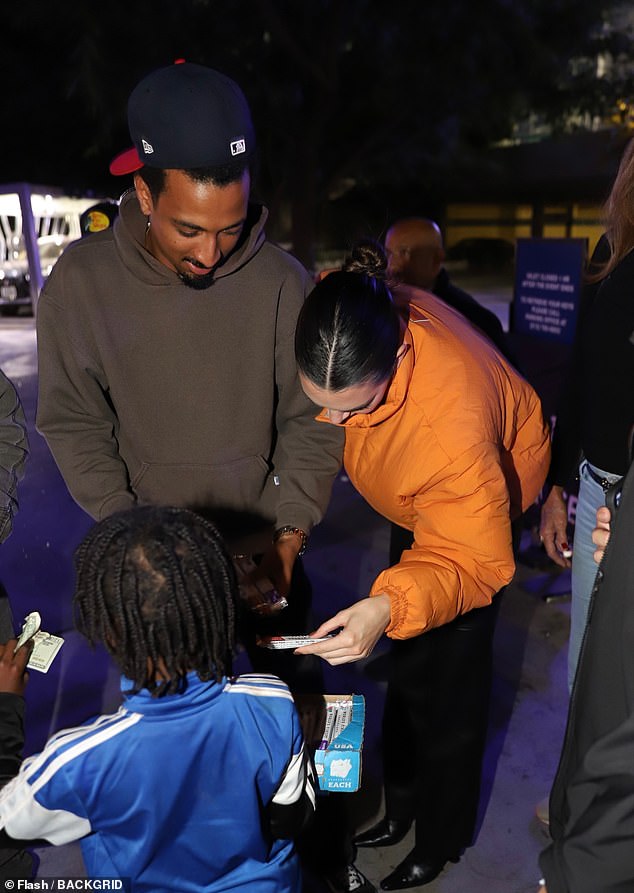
[109,147,143,176]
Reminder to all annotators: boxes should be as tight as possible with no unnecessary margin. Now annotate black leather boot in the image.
[353,817,411,848]
[381,851,460,890]
[379,850,460,890]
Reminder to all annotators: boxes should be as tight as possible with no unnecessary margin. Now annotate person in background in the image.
[79,200,119,237]
[294,240,550,890]
[0,637,34,881]
[0,368,29,878]
[538,460,634,892]
[384,217,512,357]
[0,506,315,892]
[539,137,634,691]
[384,217,518,566]
[0,369,28,568]
[0,640,31,793]
[592,503,613,564]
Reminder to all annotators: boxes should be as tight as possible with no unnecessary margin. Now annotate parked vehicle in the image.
[0,235,74,313]
[0,187,112,314]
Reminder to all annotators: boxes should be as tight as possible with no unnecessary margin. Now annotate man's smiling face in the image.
[136,168,250,290]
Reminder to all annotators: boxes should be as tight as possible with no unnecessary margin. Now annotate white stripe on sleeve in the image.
[0,711,142,845]
[272,743,315,809]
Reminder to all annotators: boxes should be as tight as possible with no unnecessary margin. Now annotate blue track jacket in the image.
[0,672,314,891]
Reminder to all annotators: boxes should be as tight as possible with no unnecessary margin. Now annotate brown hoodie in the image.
[36,191,343,537]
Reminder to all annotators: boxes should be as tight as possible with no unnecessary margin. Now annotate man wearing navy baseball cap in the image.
[35,59,368,892]
[109,61,257,289]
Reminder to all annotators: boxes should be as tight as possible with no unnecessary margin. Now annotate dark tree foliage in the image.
[1,0,628,265]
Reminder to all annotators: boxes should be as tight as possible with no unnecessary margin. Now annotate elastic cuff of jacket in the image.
[371,586,408,636]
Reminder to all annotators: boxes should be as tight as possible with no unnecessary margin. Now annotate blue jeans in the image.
[568,460,622,690]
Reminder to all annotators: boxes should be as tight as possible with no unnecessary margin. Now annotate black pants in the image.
[386,522,501,861]
[383,596,500,861]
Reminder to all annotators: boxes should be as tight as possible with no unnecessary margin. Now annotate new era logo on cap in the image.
[142,139,154,156]
[231,139,246,156]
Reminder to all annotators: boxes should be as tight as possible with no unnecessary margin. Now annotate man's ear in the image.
[134,173,153,217]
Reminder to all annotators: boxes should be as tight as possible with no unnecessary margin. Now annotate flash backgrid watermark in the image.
[5,880,130,891]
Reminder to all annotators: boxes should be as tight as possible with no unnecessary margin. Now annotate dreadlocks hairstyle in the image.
[295,239,401,391]
[73,506,238,697]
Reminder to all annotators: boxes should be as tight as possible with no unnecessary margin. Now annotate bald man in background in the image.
[385,217,513,359]
[385,217,520,566]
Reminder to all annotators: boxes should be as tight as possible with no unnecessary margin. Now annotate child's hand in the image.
[0,638,33,696]
[257,534,304,598]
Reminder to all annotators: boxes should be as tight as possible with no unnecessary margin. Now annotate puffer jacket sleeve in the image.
[370,440,516,638]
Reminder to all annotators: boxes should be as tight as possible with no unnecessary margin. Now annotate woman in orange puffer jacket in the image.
[295,241,550,891]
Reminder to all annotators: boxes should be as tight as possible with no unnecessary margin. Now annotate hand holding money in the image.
[0,636,33,696]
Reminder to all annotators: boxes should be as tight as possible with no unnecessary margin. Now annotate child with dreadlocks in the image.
[0,506,316,892]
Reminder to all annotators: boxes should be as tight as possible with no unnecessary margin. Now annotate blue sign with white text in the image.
[513,238,586,344]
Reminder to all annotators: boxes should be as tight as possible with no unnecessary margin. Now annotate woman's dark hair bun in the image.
[343,238,387,279]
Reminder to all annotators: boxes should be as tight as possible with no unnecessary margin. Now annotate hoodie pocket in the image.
[130,455,273,516]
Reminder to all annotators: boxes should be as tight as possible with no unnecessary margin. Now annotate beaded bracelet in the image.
[273,525,308,557]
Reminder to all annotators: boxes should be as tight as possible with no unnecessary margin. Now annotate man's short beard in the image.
[178,270,216,290]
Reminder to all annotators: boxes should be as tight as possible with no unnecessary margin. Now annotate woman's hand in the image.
[294,595,392,665]
[539,486,572,568]
[592,505,611,565]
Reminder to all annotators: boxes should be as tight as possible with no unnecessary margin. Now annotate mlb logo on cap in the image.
[231,139,246,156]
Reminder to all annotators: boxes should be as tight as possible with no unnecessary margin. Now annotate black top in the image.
[549,235,634,485]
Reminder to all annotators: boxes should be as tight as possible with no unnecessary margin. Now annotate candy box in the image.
[295,693,365,793]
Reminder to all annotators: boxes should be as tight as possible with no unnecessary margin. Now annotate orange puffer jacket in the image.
[319,291,550,639]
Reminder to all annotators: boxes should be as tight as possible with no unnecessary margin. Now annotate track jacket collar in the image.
[120,671,225,715]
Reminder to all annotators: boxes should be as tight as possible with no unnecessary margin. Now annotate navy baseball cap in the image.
[109,60,256,176]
